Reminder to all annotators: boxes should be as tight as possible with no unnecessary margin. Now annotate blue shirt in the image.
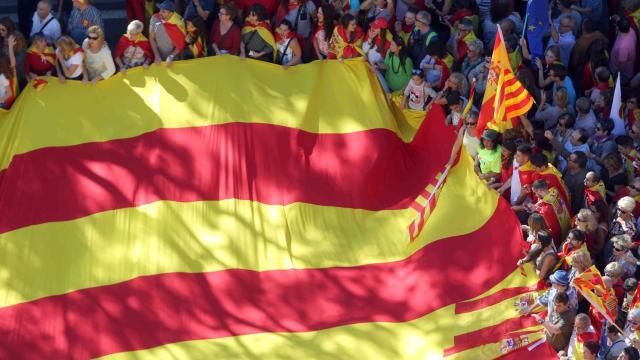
[184,0,216,21]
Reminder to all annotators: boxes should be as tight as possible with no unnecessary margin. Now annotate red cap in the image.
[370,17,388,30]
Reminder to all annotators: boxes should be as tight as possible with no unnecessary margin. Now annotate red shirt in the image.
[24,52,56,77]
[210,21,241,55]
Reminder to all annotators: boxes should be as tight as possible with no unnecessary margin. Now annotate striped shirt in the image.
[67,5,104,45]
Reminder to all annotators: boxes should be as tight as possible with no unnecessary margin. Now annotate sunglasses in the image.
[88,35,99,40]
[614,246,626,252]
[618,207,632,214]
[576,217,586,222]
[465,122,477,126]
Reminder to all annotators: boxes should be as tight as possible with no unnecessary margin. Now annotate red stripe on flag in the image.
[442,316,539,356]
[0,123,451,234]
[0,200,524,359]
[454,286,532,314]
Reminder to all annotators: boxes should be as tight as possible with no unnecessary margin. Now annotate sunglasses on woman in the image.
[88,35,99,40]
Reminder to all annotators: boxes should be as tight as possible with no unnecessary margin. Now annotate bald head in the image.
[37,0,52,20]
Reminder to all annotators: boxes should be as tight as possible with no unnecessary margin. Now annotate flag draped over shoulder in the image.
[241,21,278,62]
[572,266,618,326]
[0,57,558,359]
[153,12,186,53]
[525,0,549,61]
[477,26,534,135]
[114,33,154,61]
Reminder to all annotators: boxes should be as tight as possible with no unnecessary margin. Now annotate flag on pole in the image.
[611,73,625,133]
[572,266,618,326]
[477,26,534,136]
[525,0,550,62]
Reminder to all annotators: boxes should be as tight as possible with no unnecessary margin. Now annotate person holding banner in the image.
[149,0,186,65]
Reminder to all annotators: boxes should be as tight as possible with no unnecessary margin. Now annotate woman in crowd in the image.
[0,17,16,52]
[611,196,638,239]
[375,35,412,93]
[609,235,639,279]
[240,4,276,62]
[574,209,606,259]
[0,35,16,109]
[362,17,390,66]
[114,20,153,74]
[312,4,336,60]
[55,35,84,83]
[517,231,557,280]
[476,129,502,184]
[535,89,571,130]
[210,4,241,56]
[82,26,115,84]
[184,16,208,59]
[534,45,562,92]
[328,13,363,60]
[24,33,56,80]
[275,19,302,68]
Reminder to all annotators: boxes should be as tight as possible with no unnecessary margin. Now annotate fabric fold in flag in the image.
[0,58,552,359]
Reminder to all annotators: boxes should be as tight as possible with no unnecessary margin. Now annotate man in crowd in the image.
[29,0,62,46]
[534,291,576,353]
[150,0,186,66]
[67,0,104,45]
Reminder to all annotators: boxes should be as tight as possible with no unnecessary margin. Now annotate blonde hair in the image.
[554,87,569,110]
[618,196,636,213]
[604,262,624,279]
[56,35,79,59]
[87,25,104,41]
[576,209,597,232]
[612,234,632,251]
[570,251,592,272]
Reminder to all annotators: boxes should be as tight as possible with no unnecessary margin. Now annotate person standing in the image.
[29,1,62,45]
[82,25,115,83]
[149,0,186,65]
[67,0,104,45]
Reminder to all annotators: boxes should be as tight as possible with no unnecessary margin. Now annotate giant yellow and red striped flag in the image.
[0,56,556,359]
[477,26,534,135]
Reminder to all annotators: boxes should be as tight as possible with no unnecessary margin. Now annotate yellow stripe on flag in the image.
[0,57,405,171]
[0,151,497,308]
[97,266,536,360]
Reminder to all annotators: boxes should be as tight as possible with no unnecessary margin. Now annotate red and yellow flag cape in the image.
[153,12,186,53]
[0,57,557,359]
[114,33,154,61]
[242,21,277,62]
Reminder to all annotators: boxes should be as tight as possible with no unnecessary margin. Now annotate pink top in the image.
[610,30,637,81]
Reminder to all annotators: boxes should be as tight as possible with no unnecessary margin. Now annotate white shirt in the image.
[0,73,9,101]
[30,12,62,45]
[82,39,116,81]
[510,159,522,205]
[56,48,83,78]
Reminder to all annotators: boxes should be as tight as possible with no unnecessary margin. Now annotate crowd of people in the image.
[4,0,640,358]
